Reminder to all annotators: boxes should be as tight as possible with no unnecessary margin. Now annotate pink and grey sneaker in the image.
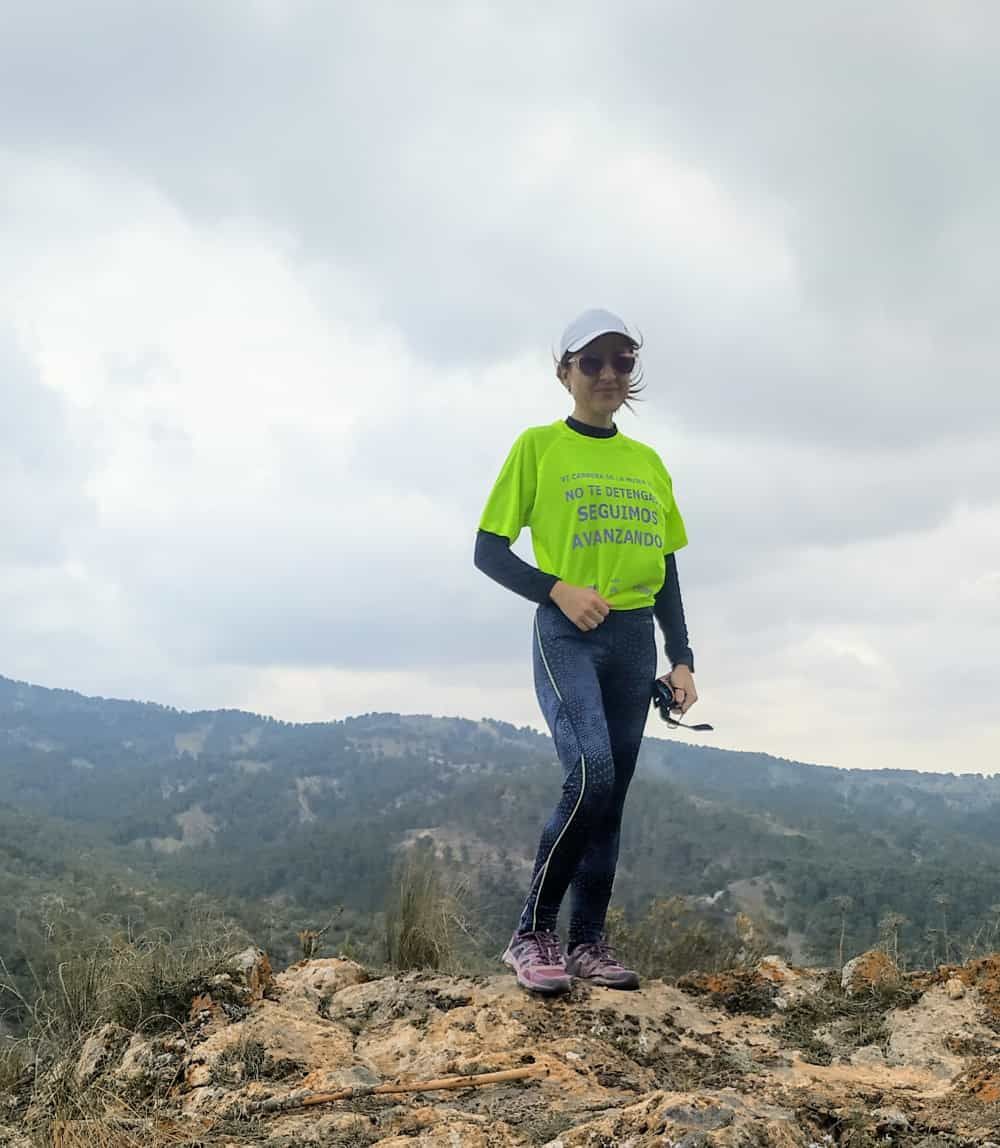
[502,930,572,995]
[564,938,640,990]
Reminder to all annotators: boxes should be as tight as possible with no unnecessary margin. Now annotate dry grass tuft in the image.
[1,910,248,1146]
[35,927,242,1042]
[385,844,469,972]
[0,1037,30,1094]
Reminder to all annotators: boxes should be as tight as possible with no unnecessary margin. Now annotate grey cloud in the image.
[5,2,996,453]
[111,540,527,672]
[2,2,999,771]
[671,427,1000,580]
[619,3,1000,294]
[71,456,527,672]
[0,334,96,562]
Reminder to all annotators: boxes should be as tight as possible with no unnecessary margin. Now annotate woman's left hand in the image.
[661,665,697,713]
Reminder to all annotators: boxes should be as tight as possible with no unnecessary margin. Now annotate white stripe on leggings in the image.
[529,613,588,933]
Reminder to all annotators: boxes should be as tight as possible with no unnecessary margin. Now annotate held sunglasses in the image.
[569,351,637,377]
[651,679,714,732]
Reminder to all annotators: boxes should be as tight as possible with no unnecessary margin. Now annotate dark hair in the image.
[554,329,646,412]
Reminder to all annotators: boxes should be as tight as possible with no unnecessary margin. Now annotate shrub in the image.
[0,909,249,1144]
[606,897,775,980]
[23,918,245,1043]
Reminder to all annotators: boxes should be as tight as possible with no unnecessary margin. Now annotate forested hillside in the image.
[2,673,999,983]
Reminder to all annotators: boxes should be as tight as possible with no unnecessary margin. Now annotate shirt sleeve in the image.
[652,553,695,671]
[474,530,559,604]
[477,431,537,545]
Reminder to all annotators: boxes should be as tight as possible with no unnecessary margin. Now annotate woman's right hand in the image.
[549,581,611,631]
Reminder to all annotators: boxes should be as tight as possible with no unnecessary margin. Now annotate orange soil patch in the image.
[844,950,899,993]
[962,1059,1000,1103]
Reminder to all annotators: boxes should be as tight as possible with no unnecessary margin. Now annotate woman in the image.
[474,308,698,995]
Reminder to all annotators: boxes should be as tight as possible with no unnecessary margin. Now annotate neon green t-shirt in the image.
[478,420,688,609]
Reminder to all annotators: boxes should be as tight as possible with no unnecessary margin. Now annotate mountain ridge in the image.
[3,670,995,786]
[3,672,1000,973]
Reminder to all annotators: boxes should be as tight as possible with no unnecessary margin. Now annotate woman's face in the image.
[561,332,637,415]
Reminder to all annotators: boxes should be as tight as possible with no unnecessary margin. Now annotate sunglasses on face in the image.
[570,352,637,377]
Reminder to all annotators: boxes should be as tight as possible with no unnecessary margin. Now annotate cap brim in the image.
[564,326,635,354]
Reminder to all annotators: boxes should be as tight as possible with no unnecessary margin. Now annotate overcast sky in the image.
[2,2,998,774]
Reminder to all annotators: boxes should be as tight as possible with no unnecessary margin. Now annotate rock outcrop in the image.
[5,947,1000,1146]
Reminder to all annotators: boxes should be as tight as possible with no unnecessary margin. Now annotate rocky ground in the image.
[4,947,1000,1146]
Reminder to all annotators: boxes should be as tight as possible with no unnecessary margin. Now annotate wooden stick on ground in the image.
[243,1065,549,1116]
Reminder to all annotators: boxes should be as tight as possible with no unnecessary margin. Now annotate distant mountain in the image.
[2,673,999,970]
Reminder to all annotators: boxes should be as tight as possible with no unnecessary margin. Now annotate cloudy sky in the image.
[3,2,998,774]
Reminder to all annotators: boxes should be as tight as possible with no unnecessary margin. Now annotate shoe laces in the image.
[581,938,620,965]
[522,930,562,966]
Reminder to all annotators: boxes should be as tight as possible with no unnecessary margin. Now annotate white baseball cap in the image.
[558,308,636,358]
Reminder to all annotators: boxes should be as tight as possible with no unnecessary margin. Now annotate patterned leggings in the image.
[516,601,657,946]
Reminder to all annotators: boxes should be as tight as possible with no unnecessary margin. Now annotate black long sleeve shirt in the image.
[474,416,695,671]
